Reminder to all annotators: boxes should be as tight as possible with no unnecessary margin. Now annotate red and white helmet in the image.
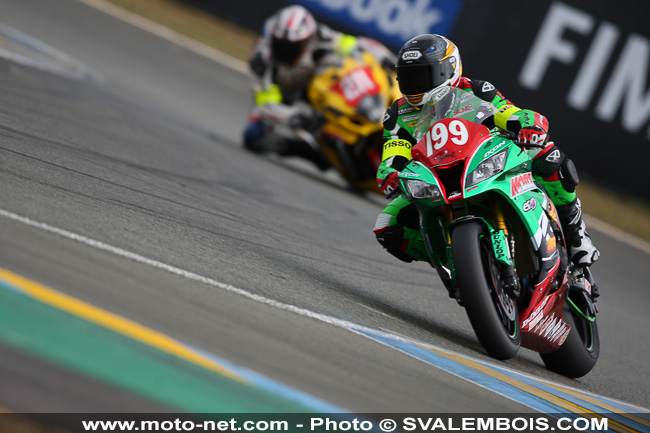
[269,5,317,65]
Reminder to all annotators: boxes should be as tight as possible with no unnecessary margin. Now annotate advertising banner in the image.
[182,0,650,201]
[449,1,650,201]
[285,0,464,50]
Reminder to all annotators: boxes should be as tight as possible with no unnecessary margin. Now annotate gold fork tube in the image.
[492,197,509,236]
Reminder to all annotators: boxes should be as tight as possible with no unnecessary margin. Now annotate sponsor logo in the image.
[523,197,537,212]
[546,149,561,162]
[482,81,495,92]
[402,113,420,122]
[511,172,535,197]
[331,66,380,106]
[499,104,515,113]
[296,0,464,50]
[398,106,416,115]
[483,141,505,158]
[383,139,412,150]
[400,172,421,178]
[494,243,506,261]
[534,314,570,344]
[452,104,473,116]
[458,92,474,104]
[522,295,550,330]
[433,151,457,163]
[402,50,422,61]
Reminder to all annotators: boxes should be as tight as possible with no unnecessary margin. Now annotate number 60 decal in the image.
[425,120,468,156]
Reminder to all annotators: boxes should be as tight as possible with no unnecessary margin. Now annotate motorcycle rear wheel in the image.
[452,222,521,360]
[540,304,599,378]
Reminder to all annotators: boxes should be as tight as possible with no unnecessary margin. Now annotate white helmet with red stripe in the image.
[269,5,317,65]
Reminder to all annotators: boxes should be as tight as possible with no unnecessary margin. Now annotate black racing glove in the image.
[290,114,322,133]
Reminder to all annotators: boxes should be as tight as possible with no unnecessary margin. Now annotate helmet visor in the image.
[397,62,455,95]
[272,37,309,64]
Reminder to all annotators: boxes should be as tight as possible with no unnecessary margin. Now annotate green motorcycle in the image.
[397,87,599,377]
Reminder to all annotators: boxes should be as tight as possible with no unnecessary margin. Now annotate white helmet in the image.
[269,5,317,65]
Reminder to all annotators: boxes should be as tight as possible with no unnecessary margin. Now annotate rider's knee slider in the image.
[375,225,414,263]
[375,225,405,250]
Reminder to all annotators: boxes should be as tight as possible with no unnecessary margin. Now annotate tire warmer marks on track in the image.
[0,209,648,429]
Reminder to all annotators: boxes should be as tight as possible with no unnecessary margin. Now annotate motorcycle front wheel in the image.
[451,221,521,360]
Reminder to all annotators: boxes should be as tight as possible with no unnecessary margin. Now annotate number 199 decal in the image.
[425,120,468,156]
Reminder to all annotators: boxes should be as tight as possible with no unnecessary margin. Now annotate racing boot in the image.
[556,198,600,267]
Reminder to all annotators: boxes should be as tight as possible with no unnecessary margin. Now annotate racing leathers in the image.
[373,77,600,267]
[243,21,396,169]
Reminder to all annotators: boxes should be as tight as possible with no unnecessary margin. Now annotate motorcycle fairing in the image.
[401,102,572,353]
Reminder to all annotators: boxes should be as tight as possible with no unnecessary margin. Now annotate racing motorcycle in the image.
[305,50,401,194]
[396,87,599,378]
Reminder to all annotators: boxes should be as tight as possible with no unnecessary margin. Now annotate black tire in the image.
[451,222,521,360]
[540,304,599,378]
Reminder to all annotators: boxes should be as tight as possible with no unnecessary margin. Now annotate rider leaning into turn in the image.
[243,5,396,169]
[373,34,600,270]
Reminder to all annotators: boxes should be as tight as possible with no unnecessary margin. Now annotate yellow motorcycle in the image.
[306,51,401,194]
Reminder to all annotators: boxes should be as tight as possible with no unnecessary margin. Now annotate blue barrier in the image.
[284,0,465,50]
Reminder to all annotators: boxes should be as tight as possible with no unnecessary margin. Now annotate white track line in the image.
[2,207,648,414]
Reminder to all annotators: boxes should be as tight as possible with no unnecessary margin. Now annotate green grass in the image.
[99,0,650,243]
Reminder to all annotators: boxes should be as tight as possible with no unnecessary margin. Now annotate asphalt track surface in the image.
[0,0,649,419]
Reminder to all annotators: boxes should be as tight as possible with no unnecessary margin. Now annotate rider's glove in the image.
[517,110,549,146]
[518,125,548,146]
[290,113,322,133]
[379,171,400,198]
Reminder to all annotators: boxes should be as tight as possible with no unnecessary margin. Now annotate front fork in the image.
[441,201,519,298]
[491,200,520,297]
